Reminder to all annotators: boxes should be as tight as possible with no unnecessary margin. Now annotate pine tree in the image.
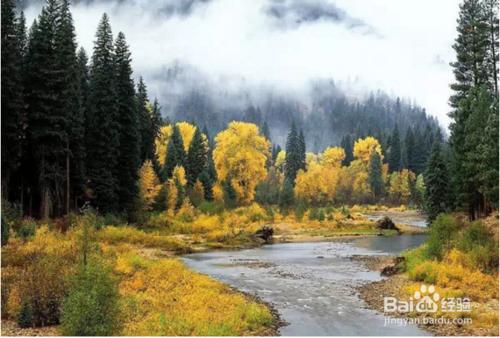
[137,78,160,166]
[404,127,415,171]
[340,135,354,166]
[484,0,499,94]
[298,130,306,170]
[86,13,119,213]
[25,0,68,218]
[1,0,25,198]
[186,127,207,187]
[55,0,84,212]
[448,0,499,218]
[279,178,295,209]
[162,125,185,180]
[479,100,499,207]
[387,125,401,172]
[424,142,451,221]
[284,123,306,184]
[199,148,217,201]
[114,32,141,217]
[368,151,384,199]
[449,0,490,110]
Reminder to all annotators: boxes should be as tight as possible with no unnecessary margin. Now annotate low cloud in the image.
[22,0,460,128]
[264,0,376,35]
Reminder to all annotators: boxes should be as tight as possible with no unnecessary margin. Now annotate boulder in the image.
[376,216,400,233]
[254,225,274,243]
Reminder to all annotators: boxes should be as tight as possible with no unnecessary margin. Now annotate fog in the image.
[23,0,460,129]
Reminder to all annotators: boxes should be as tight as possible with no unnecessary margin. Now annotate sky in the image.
[25,0,461,129]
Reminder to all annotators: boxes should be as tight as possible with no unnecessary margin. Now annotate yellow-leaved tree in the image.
[176,122,197,152]
[155,122,208,167]
[347,137,384,202]
[294,162,340,205]
[138,160,161,211]
[388,169,415,204]
[353,136,383,164]
[321,147,345,168]
[213,122,270,204]
[155,125,173,167]
[275,150,286,172]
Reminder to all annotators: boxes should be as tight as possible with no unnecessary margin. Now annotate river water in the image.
[183,235,428,336]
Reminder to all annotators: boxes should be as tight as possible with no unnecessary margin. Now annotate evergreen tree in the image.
[404,127,415,171]
[479,99,499,207]
[162,125,185,180]
[424,142,451,221]
[199,152,216,201]
[484,0,499,94]
[387,125,401,172]
[448,0,499,218]
[186,127,208,186]
[340,135,354,166]
[284,123,306,184]
[1,0,25,198]
[16,11,28,59]
[298,130,306,170]
[449,0,490,110]
[368,151,384,199]
[114,32,140,217]
[25,0,68,218]
[137,77,159,166]
[279,178,295,209]
[55,0,84,212]
[86,13,119,213]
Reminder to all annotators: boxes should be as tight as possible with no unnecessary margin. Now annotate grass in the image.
[115,249,275,336]
[400,214,499,334]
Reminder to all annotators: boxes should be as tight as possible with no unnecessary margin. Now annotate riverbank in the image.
[356,256,499,336]
[1,207,428,336]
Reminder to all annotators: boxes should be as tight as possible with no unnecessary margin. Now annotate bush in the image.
[308,208,325,221]
[18,218,36,240]
[456,221,498,272]
[426,214,460,259]
[61,260,121,336]
[17,254,69,326]
[2,215,9,246]
[294,200,307,221]
[17,300,33,328]
[198,201,224,215]
[176,199,197,222]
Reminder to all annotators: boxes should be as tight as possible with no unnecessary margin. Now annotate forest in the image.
[1,0,499,336]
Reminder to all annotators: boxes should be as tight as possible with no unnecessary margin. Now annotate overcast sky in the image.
[26,0,461,128]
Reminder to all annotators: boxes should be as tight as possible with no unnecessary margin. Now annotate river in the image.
[183,235,428,336]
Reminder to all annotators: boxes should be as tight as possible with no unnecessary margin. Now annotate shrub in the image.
[18,218,36,240]
[18,254,69,326]
[294,200,307,221]
[1,215,9,246]
[198,201,224,215]
[426,214,460,259]
[176,199,197,222]
[308,208,325,221]
[246,203,267,222]
[61,260,121,336]
[457,221,498,272]
[17,300,33,328]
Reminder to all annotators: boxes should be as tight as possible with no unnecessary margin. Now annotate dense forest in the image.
[2,0,447,222]
[2,0,498,224]
[1,0,499,336]
[157,63,442,152]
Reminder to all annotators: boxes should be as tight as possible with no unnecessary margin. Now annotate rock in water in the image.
[254,225,274,243]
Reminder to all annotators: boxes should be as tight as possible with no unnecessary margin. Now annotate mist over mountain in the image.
[146,62,441,152]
